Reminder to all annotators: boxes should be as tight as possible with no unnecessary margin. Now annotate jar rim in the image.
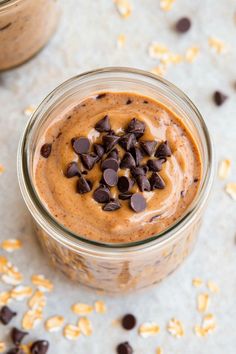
[17,67,214,254]
[0,0,21,10]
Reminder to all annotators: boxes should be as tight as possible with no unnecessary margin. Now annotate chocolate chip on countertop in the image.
[102,134,120,152]
[6,348,25,354]
[130,166,147,178]
[0,306,17,325]
[77,177,92,194]
[120,152,136,169]
[71,137,90,155]
[149,172,165,190]
[136,175,151,192]
[140,140,157,156]
[118,192,133,200]
[126,118,145,138]
[103,169,118,187]
[64,162,80,178]
[96,93,106,100]
[155,141,172,158]
[116,342,133,354]
[121,314,137,330]
[93,185,111,203]
[95,115,111,132]
[175,17,191,33]
[40,144,52,158]
[117,176,134,193]
[147,158,164,172]
[80,153,98,170]
[119,133,136,151]
[11,327,28,346]
[101,157,119,171]
[103,200,121,211]
[93,143,105,158]
[213,91,228,106]
[107,148,119,160]
[31,340,49,354]
[130,193,146,213]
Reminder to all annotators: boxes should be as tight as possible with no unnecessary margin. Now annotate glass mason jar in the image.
[0,0,60,70]
[17,68,214,294]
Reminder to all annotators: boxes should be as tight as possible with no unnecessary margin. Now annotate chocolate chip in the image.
[155,141,172,158]
[120,152,136,169]
[130,166,146,178]
[147,159,163,172]
[107,148,119,160]
[130,147,143,166]
[93,144,105,158]
[77,177,92,194]
[31,340,49,354]
[102,134,120,152]
[136,175,151,192]
[101,157,119,171]
[176,17,191,33]
[64,162,80,178]
[126,99,132,105]
[103,169,118,187]
[80,153,98,170]
[140,140,157,156]
[117,176,134,193]
[103,200,121,211]
[95,115,111,132]
[71,137,90,154]
[121,314,137,330]
[93,185,111,203]
[0,306,16,325]
[96,93,106,99]
[118,192,133,200]
[149,172,165,190]
[6,348,25,354]
[40,144,52,158]
[117,342,133,354]
[82,170,88,175]
[11,327,28,346]
[213,91,228,106]
[126,118,145,138]
[130,193,146,212]
[119,133,136,151]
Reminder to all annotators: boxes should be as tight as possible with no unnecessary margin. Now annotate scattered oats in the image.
[117,34,126,48]
[208,37,228,54]
[22,308,43,330]
[185,46,200,63]
[114,0,132,18]
[28,290,46,310]
[194,314,216,337]
[151,65,168,77]
[78,317,93,336]
[207,281,220,293]
[45,315,64,332]
[0,165,4,174]
[160,0,176,11]
[197,293,210,313]
[20,344,31,354]
[167,318,185,338]
[112,319,120,327]
[63,324,81,340]
[71,303,93,315]
[225,183,236,200]
[156,347,163,354]
[0,342,6,353]
[0,256,8,273]
[148,42,169,59]
[1,264,23,285]
[11,285,33,301]
[94,300,106,314]
[24,105,36,117]
[218,159,231,179]
[192,278,203,287]
[0,291,12,306]
[1,239,22,252]
[138,322,160,338]
[161,53,183,65]
[31,274,53,292]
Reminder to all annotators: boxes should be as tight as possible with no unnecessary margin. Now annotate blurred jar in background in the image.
[0,0,60,70]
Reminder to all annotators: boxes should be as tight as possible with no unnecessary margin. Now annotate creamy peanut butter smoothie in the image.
[34,92,202,244]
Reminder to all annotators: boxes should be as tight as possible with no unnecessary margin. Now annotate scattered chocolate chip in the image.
[102,134,120,152]
[117,176,134,193]
[213,91,228,106]
[103,169,118,187]
[101,157,119,171]
[147,159,163,172]
[130,147,143,166]
[119,133,136,151]
[117,342,133,354]
[107,148,119,160]
[40,144,52,158]
[0,306,16,325]
[64,162,80,178]
[149,172,165,190]
[175,17,191,33]
[130,193,146,213]
[118,192,133,200]
[0,23,12,31]
[31,340,49,354]
[130,166,146,178]
[71,137,90,155]
[140,140,157,156]
[149,214,161,222]
[6,348,25,354]
[77,177,92,194]
[95,115,111,132]
[11,327,28,346]
[126,99,132,105]
[121,314,137,330]
[120,152,136,169]
[155,141,172,158]
[93,185,111,203]
[126,118,146,138]
[103,200,121,211]
[93,143,105,158]
[96,93,106,100]
[80,153,98,170]
[136,175,151,192]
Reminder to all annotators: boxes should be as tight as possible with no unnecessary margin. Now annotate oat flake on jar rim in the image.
[17,68,215,294]
[0,0,60,70]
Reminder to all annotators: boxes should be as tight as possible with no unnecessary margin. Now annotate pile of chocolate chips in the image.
[41,115,172,213]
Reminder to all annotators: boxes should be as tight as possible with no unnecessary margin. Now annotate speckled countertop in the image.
[0,0,236,353]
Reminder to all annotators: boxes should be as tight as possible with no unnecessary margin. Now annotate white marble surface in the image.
[0,0,236,353]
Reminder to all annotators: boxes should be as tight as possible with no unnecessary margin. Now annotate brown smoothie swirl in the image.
[34,92,202,243]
